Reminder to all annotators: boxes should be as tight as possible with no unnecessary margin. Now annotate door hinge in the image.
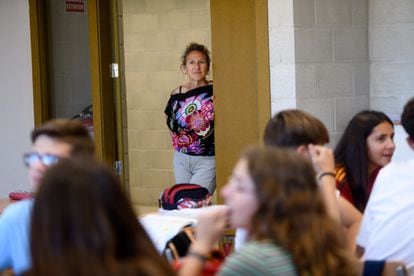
[114,160,122,176]
[110,63,119,78]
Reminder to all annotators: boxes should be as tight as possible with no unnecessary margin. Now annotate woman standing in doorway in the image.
[164,42,215,194]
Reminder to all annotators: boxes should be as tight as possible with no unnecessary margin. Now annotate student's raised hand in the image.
[193,207,230,254]
[308,144,335,174]
[179,207,230,276]
[309,144,340,222]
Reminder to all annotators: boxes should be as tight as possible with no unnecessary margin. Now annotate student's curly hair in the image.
[245,147,352,276]
[180,42,211,70]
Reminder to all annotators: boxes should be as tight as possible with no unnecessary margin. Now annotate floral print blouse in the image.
[164,84,214,156]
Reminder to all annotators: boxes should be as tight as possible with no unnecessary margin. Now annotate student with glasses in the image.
[25,158,174,276]
[0,119,94,275]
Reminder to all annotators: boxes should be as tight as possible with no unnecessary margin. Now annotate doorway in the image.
[29,0,128,190]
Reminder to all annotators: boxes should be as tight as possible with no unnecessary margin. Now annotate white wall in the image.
[267,0,297,112]
[369,0,414,121]
[268,0,370,147]
[0,0,34,197]
[48,0,92,118]
[393,125,414,162]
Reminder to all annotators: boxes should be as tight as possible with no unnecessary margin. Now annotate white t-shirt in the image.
[357,159,414,272]
[0,199,33,274]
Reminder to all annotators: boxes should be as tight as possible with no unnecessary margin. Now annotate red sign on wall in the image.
[65,0,85,13]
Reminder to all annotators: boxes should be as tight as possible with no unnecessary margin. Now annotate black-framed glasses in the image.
[23,152,60,168]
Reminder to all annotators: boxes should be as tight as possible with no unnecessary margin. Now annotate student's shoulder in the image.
[0,200,33,223]
[223,241,295,274]
[379,159,414,178]
[239,241,287,258]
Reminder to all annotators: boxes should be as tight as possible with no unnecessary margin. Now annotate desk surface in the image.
[140,205,228,252]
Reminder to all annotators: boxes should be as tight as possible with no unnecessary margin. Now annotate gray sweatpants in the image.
[173,151,216,194]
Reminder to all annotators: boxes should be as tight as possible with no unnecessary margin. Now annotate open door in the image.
[29,0,127,190]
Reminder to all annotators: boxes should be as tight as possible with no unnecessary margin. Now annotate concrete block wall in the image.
[369,0,414,121]
[122,0,211,207]
[268,0,297,112]
[269,0,370,147]
[0,0,34,197]
[295,0,369,146]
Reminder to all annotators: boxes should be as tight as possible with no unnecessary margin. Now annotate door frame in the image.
[210,0,271,203]
[28,0,128,190]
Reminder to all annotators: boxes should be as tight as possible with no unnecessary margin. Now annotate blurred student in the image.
[25,158,174,276]
[0,119,94,274]
[180,147,353,275]
[262,109,361,252]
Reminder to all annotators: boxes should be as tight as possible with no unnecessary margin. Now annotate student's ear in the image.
[407,137,414,150]
[296,145,308,156]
